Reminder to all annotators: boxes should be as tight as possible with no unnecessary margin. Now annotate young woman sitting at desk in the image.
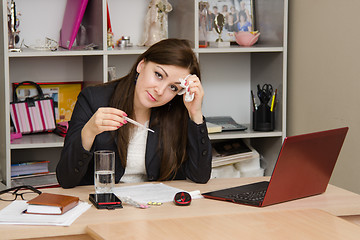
[56,39,212,188]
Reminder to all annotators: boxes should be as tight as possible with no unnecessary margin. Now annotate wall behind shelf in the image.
[200,53,251,124]
[9,57,84,82]
[108,55,139,80]
[107,0,147,47]
[14,0,66,47]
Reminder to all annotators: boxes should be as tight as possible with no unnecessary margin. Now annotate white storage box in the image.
[240,168,265,178]
[211,165,240,179]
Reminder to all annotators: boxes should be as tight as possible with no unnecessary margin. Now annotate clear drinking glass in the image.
[94,150,115,193]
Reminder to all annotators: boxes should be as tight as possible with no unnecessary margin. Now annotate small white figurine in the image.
[141,0,172,47]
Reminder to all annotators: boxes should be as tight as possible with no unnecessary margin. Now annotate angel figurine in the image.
[141,0,172,47]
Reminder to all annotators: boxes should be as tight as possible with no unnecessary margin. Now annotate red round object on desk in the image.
[173,192,191,206]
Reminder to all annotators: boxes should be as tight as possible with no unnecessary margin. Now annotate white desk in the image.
[0,177,360,239]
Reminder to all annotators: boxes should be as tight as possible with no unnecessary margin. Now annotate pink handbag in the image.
[10,81,56,134]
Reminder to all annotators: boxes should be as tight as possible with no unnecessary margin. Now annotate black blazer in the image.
[56,81,212,188]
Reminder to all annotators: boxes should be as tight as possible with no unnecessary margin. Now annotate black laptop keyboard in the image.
[227,189,266,202]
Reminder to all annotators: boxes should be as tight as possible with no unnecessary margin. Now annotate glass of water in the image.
[94,150,115,193]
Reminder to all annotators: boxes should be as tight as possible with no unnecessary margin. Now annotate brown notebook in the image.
[26,193,79,215]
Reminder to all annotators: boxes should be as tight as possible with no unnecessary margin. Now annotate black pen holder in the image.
[253,103,275,131]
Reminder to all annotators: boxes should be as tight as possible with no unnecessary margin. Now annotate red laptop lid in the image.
[262,127,348,206]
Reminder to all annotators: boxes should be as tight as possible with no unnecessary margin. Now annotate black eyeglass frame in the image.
[0,185,42,201]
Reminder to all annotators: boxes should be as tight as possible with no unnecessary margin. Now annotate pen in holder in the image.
[253,103,275,131]
[252,84,276,131]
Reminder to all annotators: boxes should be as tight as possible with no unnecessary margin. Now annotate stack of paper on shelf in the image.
[11,161,49,177]
[211,139,263,178]
[211,139,255,168]
[11,172,59,188]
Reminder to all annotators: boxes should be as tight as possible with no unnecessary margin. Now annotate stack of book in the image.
[11,172,59,188]
[11,161,59,188]
[11,161,50,177]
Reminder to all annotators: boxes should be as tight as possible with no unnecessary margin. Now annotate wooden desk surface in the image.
[86,209,360,240]
[1,177,360,239]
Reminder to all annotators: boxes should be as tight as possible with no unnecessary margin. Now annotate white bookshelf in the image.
[196,46,284,53]
[0,0,288,188]
[10,134,64,149]
[209,129,283,141]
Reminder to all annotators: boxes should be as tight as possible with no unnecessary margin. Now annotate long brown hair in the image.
[109,39,201,180]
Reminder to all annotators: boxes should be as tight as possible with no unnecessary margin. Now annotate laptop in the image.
[202,127,349,207]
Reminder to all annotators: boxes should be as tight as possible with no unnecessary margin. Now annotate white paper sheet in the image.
[112,183,202,204]
[0,200,91,226]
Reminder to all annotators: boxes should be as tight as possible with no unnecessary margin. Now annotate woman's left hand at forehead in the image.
[183,75,204,124]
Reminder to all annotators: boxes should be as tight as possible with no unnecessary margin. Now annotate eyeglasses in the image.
[0,185,42,201]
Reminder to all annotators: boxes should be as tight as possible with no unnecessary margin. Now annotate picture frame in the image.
[13,82,83,123]
[200,0,255,43]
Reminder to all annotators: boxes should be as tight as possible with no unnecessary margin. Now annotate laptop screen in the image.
[262,127,348,206]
